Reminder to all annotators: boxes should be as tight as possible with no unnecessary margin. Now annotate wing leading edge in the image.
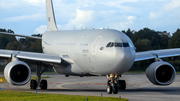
[135,48,180,61]
[0,49,61,64]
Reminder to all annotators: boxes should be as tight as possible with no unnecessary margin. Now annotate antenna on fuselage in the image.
[46,0,58,31]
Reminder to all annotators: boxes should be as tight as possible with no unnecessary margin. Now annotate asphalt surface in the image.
[0,73,180,101]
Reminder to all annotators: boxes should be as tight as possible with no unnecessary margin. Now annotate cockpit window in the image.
[115,43,122,47]
[106,42,130,48]
[123,43,129,47]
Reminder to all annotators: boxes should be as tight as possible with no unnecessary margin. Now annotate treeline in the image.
[0,28,180,72]
[0,28,14,34]
[0,28,43,72]
[0,28,42,53]
[122,28,180,52]
[122,28,180,71]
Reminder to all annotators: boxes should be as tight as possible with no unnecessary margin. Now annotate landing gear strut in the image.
[30,62,48,90]
[106,74,126,94]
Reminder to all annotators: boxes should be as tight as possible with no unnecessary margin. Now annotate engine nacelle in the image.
[4,61,31,85]
[146,61,176,85]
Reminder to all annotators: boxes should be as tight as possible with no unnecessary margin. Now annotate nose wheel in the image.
[106,74,126,94]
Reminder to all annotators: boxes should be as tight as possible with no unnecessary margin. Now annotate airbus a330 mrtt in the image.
[0,0,180,94]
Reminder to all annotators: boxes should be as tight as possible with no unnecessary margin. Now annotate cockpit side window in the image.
[106,42,114,47]
[106,42,111,47]
[110,42,114,47]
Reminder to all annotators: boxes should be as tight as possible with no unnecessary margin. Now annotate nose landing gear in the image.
[106,74,126,94]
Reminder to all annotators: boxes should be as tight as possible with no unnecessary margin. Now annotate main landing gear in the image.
[30,62,48,90]
[106,74,126,94]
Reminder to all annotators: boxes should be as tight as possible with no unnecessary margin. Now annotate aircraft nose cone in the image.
[114,48,135,74]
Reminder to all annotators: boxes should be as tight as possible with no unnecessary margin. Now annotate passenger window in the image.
[123,43,129,47]
[115,43,122,47]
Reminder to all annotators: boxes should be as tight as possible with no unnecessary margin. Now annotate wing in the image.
[0,32,41,40]
[135,48,180,61]
[0,49,61,64]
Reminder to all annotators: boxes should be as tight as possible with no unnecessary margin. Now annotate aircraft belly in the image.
[53,63,90,75]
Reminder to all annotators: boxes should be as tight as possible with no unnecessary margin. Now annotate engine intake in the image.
[146,61,176,85]
[4,61,31,85]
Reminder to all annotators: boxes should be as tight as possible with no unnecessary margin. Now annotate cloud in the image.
[164,0,180,10]
[112,15,137,30]
[149,12,159,19]
[67,9,94,28]
[99,0,138,6]
[23,0,45,6]
[0,2,19,9]
[128,15,136,24]
[1,0,180,35]
[34,25,47,34]
[83,4,89,7]
[3,14,43,22]
[34,25,62,34]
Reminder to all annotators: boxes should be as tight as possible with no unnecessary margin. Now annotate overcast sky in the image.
[0,0,180,36]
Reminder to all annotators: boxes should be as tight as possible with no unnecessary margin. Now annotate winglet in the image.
[46,0,58,31]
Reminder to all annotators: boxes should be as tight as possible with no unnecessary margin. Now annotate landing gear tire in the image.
[40,80,47,90]
[30,79,37,90]
[119,80,126,90]
[107,85,112,94]
[113,85,118,94]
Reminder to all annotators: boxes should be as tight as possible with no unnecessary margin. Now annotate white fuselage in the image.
[42,29,136,76]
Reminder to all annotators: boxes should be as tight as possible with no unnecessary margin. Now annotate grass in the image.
[0,76,127,101]
[0,76,5,83]
[0,90,127,101]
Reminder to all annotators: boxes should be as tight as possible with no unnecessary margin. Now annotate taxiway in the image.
[0,73,180,101]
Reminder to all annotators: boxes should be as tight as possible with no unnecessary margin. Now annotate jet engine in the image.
[146,61,176,85]
[4,61,31,85]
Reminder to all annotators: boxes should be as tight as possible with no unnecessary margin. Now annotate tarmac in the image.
[0,73,180,101]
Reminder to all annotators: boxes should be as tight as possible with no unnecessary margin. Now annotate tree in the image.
[122,28,134,39]
[0,28,7,32]
[168,28,180,48]
[5,42,22,50]
[32,34,42,37]
[132,28,160,50]
[7,29,14,34]
[135,39,152,52]
[0,34,17,49]
[0,35,8,49]
[29,40,42,52]
[158,31,170,49]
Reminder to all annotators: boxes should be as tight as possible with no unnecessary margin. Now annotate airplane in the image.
[0,0,180,94]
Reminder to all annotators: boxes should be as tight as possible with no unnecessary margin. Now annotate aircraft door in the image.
[75,36,84,54]
[91,36,103,55]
